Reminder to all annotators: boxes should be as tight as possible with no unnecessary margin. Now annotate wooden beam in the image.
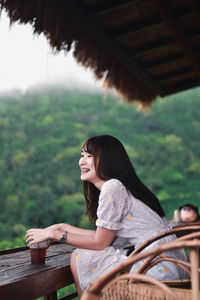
[154,0,200,79]
[134,33,200,57]
[150,53,200,71]
[67,1,164,96]
[44,291,57,300]
[144,53,186,70]
[0,246,28,255]
[112,16,162,39]
[86,0,142,16]
[160,70,197,85]
[135,39,177,57]
[158,67,194,81]
[191,0,200,17]
[112,7,193,39]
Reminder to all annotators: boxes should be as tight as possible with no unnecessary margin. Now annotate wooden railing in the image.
[0,239,132,300]
[0,243,77,300]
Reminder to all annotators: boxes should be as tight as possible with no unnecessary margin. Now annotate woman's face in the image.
[79,149,105,190]
[180,208,197,223]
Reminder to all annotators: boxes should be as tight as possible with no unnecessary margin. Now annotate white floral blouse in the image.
[76,179,188,290]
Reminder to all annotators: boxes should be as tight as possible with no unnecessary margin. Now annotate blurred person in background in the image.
[172,204,200,225]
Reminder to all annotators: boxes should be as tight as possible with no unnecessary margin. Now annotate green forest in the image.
[0,86,200,250]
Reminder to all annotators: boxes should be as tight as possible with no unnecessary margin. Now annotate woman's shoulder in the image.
[101,178,126,191]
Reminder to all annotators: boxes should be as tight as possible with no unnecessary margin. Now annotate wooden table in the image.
[0,244,76,300]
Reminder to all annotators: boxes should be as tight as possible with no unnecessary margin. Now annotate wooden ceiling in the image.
[82,0,200,97]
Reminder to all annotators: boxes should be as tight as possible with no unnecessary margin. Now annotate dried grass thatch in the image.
[0,0,157,106]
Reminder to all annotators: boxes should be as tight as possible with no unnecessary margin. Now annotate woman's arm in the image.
[46,223,96,236]
[26,226,116,250]
[53,226,116,250]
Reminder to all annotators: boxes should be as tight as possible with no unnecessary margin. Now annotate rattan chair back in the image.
[81,225,200,300]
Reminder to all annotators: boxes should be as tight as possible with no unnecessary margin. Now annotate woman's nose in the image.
[79,157,85,166]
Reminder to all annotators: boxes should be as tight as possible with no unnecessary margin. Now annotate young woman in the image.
[26,135,188,298]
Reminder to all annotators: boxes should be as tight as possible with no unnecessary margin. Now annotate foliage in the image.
[0,86,200,249]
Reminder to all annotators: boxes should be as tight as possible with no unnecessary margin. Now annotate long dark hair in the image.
[82,135,165,224]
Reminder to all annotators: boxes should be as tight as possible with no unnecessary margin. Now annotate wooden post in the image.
[44,291,57,300]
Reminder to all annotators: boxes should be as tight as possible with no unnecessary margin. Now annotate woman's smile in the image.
[81,168,90,174]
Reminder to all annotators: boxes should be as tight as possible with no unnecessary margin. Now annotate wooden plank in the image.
[86,0,142,15]
[134,33,200,57]
[158,67,194,81]
[191,0,200,18]
[113,16,162,39]
[145,53,186,70]
[0,244,74,285]
[0,265,74,300]
[0,244,75,300]
[158,67,196,84]
[0,246,28,255]
[112,9,193,39]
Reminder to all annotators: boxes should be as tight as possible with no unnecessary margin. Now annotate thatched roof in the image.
[1,0,200,106]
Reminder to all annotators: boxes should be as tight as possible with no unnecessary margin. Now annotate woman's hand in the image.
[26,228,53,247]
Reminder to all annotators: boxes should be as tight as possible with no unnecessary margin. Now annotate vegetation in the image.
[0,86,199,249]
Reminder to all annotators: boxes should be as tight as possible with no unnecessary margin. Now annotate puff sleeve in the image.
[96,179,128,230]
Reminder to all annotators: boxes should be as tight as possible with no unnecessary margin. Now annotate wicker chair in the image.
[81,225,200,300]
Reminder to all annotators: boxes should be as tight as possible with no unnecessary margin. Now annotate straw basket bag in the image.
[81,224,200,300]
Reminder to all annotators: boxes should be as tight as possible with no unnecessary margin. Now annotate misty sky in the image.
[0,10,103,93]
